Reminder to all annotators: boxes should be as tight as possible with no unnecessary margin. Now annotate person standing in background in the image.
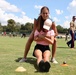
[67,16,76,48]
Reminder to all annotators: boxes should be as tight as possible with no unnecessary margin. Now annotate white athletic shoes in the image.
[19,57,58,64]
[19,58,27,62]
[50,58,58,64]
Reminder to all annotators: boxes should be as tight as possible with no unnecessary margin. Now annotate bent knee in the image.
[43,51,51,57]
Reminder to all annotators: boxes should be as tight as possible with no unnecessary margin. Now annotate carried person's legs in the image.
[43,50,51,72]
[34,49,43,65]
[34,44,51,72]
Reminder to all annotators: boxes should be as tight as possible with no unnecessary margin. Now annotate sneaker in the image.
[66,42,70,47]
[44,61,51,72]
[51,58,58,64]
[38,60,45,72]
[19,58,27,62]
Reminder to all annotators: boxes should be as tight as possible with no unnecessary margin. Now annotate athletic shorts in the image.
[33,44,50,57]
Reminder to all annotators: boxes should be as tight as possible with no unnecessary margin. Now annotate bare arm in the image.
[38,34,54,45]
[34,35,43,41]
[44,36,54,44]
[33,18,37,31]
[70,22,73,29]
[51,22,58,37]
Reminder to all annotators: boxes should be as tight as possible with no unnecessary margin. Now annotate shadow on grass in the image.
[15,57,39,72]
[57,46,69,49]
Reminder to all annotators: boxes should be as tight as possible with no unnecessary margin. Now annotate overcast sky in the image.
[0,0,76,28]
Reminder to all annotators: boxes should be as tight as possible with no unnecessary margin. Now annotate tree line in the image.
[0,19,69,35]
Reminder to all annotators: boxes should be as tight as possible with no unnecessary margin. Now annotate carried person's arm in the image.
[34,35,43,41]
[43,36,54,44]
[34,32,54,44]
[34,30,44,41]
[38,31,55,44]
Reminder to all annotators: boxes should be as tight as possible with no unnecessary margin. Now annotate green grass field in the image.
[0,36,76,75]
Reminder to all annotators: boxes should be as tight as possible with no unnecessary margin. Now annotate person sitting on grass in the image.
[33,18,55,72]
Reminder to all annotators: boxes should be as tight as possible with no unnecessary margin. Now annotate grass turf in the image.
[0,36,76,75]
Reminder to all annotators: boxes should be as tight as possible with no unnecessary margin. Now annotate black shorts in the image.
[33,44,50,57]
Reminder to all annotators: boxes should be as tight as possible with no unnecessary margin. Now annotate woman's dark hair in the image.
[37,16,44,31]
[36,6,49,32]
[40,6,49,14]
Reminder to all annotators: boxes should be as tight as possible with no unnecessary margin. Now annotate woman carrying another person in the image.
[19,6,58,64]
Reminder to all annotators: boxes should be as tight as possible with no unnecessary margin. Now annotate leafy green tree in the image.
[7,19,16,32]
[25,22,33,33]
[56,25,68,33]
[20,24,26,33]
[20,22,33,33]
[0,20,69,34]
[0,23,3,32]
[15,22,21,32]
[57,25,64,33]
[2,26,7,32]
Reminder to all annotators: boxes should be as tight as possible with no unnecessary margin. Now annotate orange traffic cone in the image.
[61,61,68,66]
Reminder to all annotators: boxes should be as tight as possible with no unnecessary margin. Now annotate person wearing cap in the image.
[19,6,58,64]
[33,18,55,72]
[67,16,76,48]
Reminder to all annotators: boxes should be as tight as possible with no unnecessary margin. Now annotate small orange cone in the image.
[15,66,26,72]
[61,64,68,66]
[61,61,69,66]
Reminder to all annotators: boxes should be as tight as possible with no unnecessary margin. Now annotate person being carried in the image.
[19,6,58,64]
[33,18,55,72]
